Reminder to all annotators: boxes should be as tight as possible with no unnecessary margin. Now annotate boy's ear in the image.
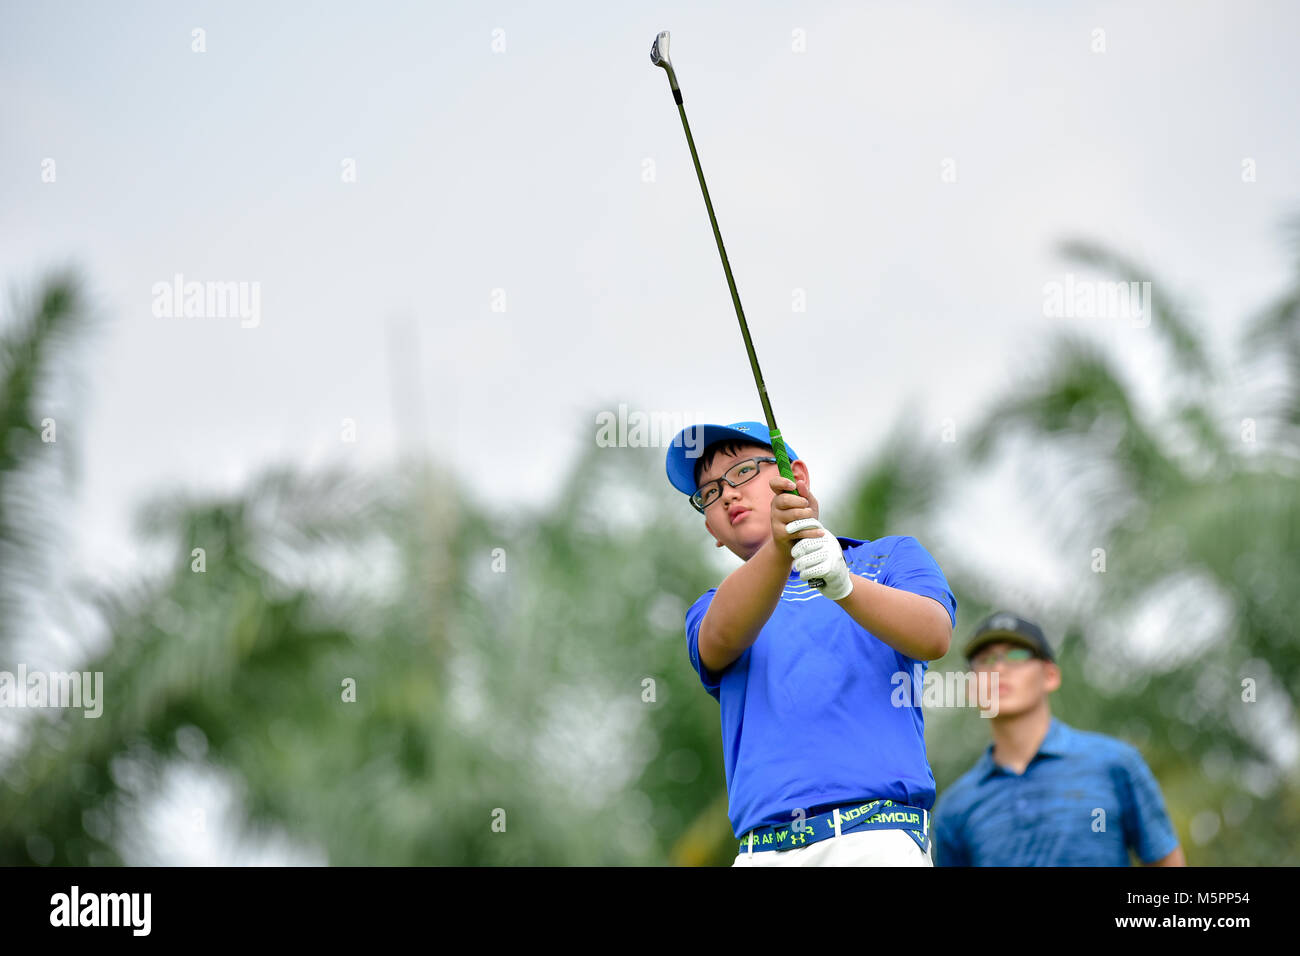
[791,458,810,484]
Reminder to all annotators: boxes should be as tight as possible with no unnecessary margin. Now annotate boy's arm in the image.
[698,474,824,672]
[697,537,792,672]
[832,578,952,661]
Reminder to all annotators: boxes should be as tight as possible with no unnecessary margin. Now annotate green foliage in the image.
[3,212,1298,866]
[960,229,1300,865]
[0,273,89,652]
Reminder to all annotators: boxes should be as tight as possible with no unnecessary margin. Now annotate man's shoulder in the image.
[1056,721,1141,760]
[1049,722,1153,783]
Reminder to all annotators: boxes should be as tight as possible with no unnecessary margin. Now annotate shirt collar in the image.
[977,717,1072,780]
[975,746,1001,782]
[1037,717,1073,757]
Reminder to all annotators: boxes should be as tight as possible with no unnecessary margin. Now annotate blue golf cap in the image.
[664,421,798,497]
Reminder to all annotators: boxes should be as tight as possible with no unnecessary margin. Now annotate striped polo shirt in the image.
[932,717,1179,866]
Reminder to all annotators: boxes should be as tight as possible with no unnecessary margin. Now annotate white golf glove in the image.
[785,518,854,600]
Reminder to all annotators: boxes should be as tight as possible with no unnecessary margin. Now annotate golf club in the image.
[651,30,826,590]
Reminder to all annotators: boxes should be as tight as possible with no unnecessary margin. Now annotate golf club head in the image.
[650,30,671,69]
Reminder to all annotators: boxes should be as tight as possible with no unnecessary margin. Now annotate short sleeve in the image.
[1116,744,1179,863]
[931,795,969,866]
[880,536,957,627]
[684,589,723,700]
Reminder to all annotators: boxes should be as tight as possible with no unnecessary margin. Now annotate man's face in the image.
[970,640,1060,717]
[697,444,790,560]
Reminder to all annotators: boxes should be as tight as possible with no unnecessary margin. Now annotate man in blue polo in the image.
[932,612,1185,866]
[665,422,957,866]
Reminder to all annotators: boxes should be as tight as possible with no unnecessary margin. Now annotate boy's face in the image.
[697,443,810,560]
[971,640,1060,718]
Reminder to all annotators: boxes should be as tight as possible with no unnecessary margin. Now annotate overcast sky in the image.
[4,0,1299,866]
[5,0,1299,591]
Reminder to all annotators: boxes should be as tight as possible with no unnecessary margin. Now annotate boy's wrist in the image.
[827,573,856,602]
[764,535,793,567]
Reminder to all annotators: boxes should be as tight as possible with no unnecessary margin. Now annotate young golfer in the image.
[666,421,957,866]
[932,612,1185,866]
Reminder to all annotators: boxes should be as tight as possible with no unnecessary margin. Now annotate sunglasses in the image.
[970,646,1038,668]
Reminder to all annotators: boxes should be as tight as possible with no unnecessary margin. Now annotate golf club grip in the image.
[769,431,795,486]
[770,432,826,590]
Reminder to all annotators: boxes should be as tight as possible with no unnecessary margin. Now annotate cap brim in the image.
[664,422,795,497]
[963,631,1045,661]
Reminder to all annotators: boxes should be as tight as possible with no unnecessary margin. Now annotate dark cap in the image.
[963,611,1054,662]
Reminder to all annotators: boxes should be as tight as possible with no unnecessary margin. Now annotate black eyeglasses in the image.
[690,457,778,513]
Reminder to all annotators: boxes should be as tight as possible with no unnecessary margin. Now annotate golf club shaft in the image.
[665,82,796,489]
[654,36,825,590]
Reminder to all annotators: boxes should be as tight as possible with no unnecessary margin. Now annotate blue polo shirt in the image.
[684,534,956,839]
[932,718,1179,866]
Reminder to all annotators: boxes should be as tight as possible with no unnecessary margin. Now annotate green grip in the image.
[769,430,795,489]
[770,429,826,590]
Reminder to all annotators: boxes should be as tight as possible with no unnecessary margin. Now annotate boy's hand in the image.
[769,475,822,553]
[790,522,854,600]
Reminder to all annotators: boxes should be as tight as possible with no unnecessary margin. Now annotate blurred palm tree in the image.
[0,295,736,865]
[6,226,1298,866]
[964,222,1300,864]
[0,273,88,655]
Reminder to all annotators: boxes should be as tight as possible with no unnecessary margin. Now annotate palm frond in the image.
[840,413,947,539]
[968,333,1177,497]
[0,271,92,651]
[1058,239,1210,380]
